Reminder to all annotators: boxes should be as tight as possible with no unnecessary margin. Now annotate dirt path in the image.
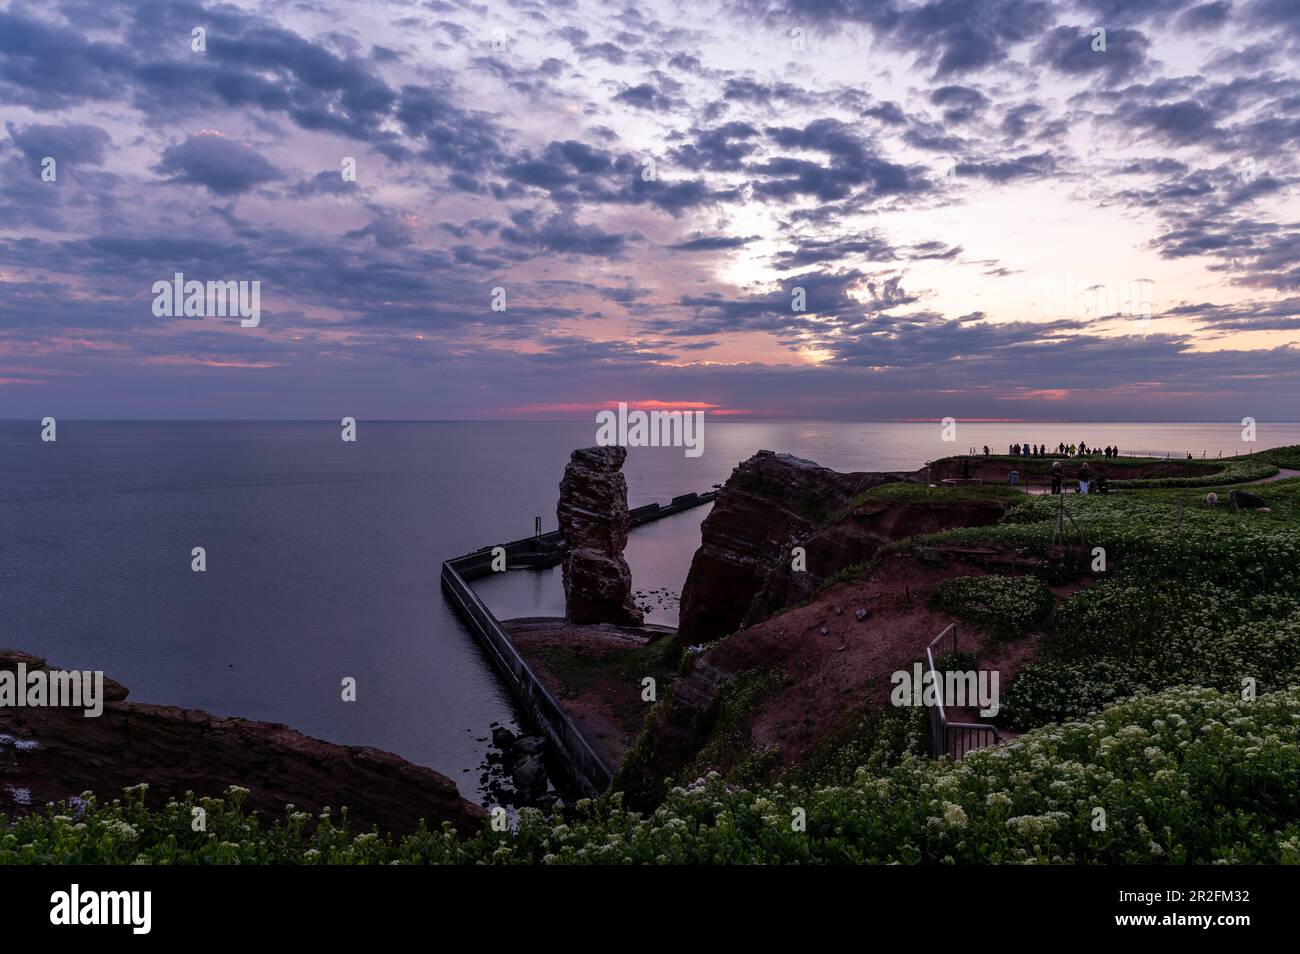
[1016,466,1300,495]
[1241,467,1300,484]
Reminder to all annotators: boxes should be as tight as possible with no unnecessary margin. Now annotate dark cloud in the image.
[1035,25,1150,87]
[864,101,908,125]
[670,122,761,172]
[1128,100,1222,146]
[612,83,684,111]
[906,241,962,260]
[669,234,759,251]
[753,119,924,201]
[0,10,133,108]
[1163,297,1300,331]
[289,169,359,197]
[1074,0,1205,23]
[930,85,989,124]
[5,122,111,170]
[770,234,897,270]
[578,42,627,64]
[500,209,637,257]
[999,102,1044,140]
[344,208,416,248]
[955,152,1054,182]
[153,134,283,195]
[2,0,1298,421]
[892,0,1054,78]
[395,84,504,172]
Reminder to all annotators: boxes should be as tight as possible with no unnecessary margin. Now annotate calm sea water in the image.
[2,419,1296,797]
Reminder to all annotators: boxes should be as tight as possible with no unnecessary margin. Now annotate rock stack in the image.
[556,446,643,625]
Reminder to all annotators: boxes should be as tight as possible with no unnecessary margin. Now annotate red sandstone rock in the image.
[676,450,919,646]
[0,650,484,838]
[557,446,643,625]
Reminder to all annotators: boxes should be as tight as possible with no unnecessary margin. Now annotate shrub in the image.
[7,687,1298,864]
[928,574,1053,641]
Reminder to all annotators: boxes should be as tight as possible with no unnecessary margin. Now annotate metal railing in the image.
[924,623,1001,759]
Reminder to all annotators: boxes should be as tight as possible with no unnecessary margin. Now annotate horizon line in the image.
[3,418,1299,425]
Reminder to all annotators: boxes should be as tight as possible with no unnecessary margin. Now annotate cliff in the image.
[676,450,921,646]
[0,650,484,837]
[617,453,1025,808]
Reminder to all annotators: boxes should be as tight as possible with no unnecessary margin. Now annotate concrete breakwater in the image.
[440,490,716,797]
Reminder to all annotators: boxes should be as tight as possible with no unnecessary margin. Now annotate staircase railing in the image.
[924,623,1002,759]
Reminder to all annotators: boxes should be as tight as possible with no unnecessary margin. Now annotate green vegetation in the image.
[829,481,1021,522]
[931,450,1284,489]
[1251,445,1300,470]
[8,687,1298,863]
[536,633,678,701]
[1110,458,1277,488]
[933,454,1221,476]
[789,707,928,788]
[611,666,792,808]
[682,668,791,786]
[928,574,1053,641]
[907,480,1300,730]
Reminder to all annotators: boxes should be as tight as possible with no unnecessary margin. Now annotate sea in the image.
[2,419,1296,798]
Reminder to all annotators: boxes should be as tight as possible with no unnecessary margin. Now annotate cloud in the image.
[671,122,761,171]
[612,82,684,111]
[5,122,111,169]
[500,209,637,257]
[1127,100,1222,146]
[669,234,760,251]
[752,119,925,201]
[153,133,283,195]
[955,152,1055,182]
[1176,2,1232,31]
[930,84,990,123]
[1035,25,1150,87]
[2,0,1299,421]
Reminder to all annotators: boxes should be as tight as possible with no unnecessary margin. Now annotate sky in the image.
[1,0,1299,421]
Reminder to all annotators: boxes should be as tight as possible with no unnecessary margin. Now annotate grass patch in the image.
[928,574,1053,641]
[789,707,928,788]
[685,668,791,784]
[536,635,678,701]
[828,481,1021,522]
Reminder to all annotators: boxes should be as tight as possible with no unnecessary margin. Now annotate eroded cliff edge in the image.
[0,650,484,837]
[676,450,925,647]
[617,451,1027,809]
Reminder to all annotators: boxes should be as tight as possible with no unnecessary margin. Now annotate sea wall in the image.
[441,558,614,797]
[440,489,716,797]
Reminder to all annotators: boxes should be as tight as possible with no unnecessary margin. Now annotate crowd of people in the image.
[1048,459,1108,496]
[983,442,1122,458]
[963,441,1121,496]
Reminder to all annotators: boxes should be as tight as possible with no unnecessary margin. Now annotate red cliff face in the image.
[676,451,919,647]
[0,650,484,838]
[557,446,643,626]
